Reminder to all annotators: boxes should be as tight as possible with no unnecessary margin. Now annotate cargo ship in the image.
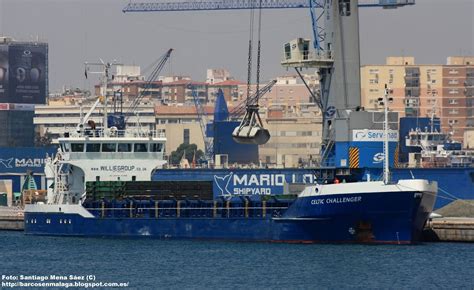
[23,74,438,244]
[23,125,437,243]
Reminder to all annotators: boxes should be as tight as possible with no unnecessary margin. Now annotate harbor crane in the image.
[124,48,173,123]
[123,0,415,167]
[123,0,414,12]
[190,85,214,161]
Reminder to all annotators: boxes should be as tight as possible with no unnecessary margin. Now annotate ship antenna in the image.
[380,84,393,184]
[102,61,110,132]
[83,60,122,136]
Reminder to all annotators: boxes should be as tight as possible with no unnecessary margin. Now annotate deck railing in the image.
[86,205,291,219]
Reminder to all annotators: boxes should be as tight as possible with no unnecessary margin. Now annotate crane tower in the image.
[124,0,413,169]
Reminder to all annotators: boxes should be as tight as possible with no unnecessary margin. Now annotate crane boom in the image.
[123,0,414,13]
[76,97,102,132]
[229,79,277,118]
[125,48,173,122]
[190,86,214,160]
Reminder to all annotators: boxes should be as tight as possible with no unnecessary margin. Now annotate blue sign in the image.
[212,171,320,197]
[0,147,57,174]
[153,169,324,199]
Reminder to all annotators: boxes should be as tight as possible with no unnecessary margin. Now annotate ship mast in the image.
[102,62,110,131]
[379,84,393,184]
[84,60,120,135]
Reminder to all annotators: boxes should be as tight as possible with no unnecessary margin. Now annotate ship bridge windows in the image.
[60,143,71,152]
[118,143,132,152]
[102,143,117,152]
[134,143,148,152]
[86,143,101,152]
[71,143,85,152]
[150,143,163,152]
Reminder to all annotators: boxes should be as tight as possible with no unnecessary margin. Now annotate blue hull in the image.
[153,167,473,209]
[25,190,434,244]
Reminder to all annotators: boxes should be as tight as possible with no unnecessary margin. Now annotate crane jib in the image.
[122,0,415,13]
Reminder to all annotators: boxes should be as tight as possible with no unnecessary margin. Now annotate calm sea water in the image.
[0,231,473,289]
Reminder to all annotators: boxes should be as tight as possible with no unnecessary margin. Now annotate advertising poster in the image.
[8,43,47,104]
[0,45,8,102]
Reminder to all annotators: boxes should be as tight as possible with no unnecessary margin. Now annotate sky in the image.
[0,0,473,92]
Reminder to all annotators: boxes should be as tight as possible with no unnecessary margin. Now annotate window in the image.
[183,129,190,145]
[85,144,99,152]
[339,0,351,16]
[150,143,163,152]
[102,143,116,152]
[71,143,84,152]
[448,99,458,105]
[449,79,459,85]
[117,143,132,152]
[134,143,148,152]
[61,143,70,152]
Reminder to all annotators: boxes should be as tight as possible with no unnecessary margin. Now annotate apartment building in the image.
[361,56,474,141]
[235,74,319,108]
[208,80,243,103]
[161,79,208,105]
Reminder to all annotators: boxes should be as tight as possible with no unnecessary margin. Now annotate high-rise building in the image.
[361,56,474,141]
[0,37,48,104]
[0,36,48,147]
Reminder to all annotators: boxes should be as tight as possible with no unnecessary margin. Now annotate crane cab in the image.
[283,38,311,62]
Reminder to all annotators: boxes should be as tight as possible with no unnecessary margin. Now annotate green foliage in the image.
[169,143,204,165]
[34,130,52,147]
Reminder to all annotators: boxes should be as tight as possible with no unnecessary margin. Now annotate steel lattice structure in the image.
[123,0,414,13]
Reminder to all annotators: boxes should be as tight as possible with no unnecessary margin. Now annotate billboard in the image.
[0,42,48,104]
[0,147,57,174]
[0,45,8,101]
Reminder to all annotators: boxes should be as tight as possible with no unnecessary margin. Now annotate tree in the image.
[34,129,52,147]
[169,143,204,166]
